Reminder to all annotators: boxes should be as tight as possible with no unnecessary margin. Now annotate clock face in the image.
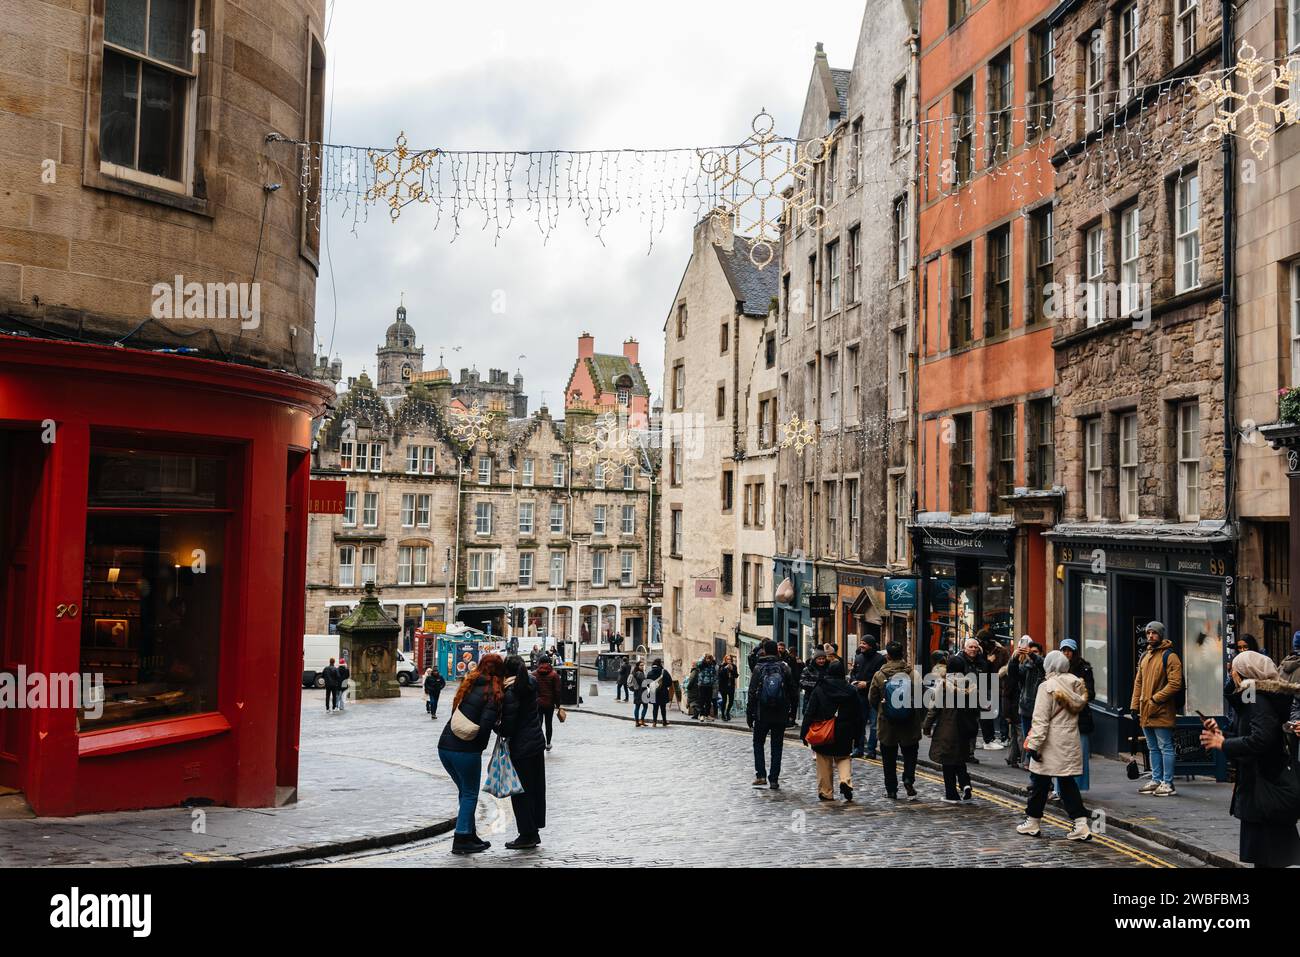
[401,365,412,380]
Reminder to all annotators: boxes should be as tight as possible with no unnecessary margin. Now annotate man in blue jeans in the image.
[747,640,797,790]
[1130,621,1183,797]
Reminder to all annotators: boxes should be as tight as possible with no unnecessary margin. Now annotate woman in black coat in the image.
[647,659,672,727]
[1201,650,1300,869]
[800,660,865,802]
[499,655,547,849]
[438,654,504,854]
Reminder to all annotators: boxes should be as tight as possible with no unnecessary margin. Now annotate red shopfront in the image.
[0,339,331,816]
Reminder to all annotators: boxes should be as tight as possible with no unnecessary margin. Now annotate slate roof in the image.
[830,68,851,116]
[714,237,780,317]
[582,353,650,398]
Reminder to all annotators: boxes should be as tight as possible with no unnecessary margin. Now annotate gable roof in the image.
[714,237,780,317]
[830,67,851,116]
[584,353,650,397]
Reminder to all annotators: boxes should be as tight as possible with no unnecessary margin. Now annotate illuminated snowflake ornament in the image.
[779,414,817,456]
[448,400,493,445]
[366,131,440,221]
[573,413,641,470]
[699,111,837,270]
[1197,44,1300,160]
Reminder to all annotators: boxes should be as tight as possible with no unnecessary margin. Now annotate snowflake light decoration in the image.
[779,414,817,456]
[573,413,641,469]
[448,400,493,445]
[699,111,837,270]
[1197,44,1300,159]
[365,131,440,221]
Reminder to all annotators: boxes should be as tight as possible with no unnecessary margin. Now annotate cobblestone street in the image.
[302,704,1202,869]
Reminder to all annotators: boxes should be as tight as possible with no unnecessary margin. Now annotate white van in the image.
[302,635,419,688]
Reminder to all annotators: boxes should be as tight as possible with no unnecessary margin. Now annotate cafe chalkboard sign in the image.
[1171,723,1227,781]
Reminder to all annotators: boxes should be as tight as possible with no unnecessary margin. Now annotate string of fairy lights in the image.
[292,44,1300,466]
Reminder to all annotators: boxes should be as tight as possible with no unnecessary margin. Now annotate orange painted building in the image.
[913,0,1059,668]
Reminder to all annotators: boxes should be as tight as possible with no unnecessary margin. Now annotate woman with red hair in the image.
[438,653,505,855]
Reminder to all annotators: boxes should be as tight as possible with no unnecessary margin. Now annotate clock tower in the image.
[376,302,424,396]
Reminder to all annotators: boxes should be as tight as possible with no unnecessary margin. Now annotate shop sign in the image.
[695,579,717,598]
[308,479,347,514]
[755,604,774,626]
[809,594,833,620]
[916,531,1011,559]
[884,577,919,611]
[425,621,447,634]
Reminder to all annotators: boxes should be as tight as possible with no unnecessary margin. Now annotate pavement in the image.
[299,697,1202,869]
[574,677,1244,867]
[0,677,1242,867]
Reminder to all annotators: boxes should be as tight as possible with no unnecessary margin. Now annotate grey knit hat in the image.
[1144,621,1166,638]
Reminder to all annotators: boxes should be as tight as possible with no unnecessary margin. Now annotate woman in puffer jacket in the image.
[1016,650,1093,843]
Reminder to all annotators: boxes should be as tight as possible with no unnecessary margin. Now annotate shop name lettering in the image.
[49,887,151,938]
[151,275,260,329]
[0,667,104,719]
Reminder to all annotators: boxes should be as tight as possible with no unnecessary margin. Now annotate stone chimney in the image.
[578,332,595,359]
[623,337,639,365]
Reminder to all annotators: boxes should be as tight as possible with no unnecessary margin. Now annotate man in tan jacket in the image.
[1129,621,1183,796]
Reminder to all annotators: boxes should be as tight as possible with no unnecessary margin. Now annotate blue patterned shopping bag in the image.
[481,736,524,798]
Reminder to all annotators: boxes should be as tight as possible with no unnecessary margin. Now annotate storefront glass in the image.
[1081,579,1108,704]
[1183,593,1224,717]
[980,566,1012,639]
[81,446,229,732]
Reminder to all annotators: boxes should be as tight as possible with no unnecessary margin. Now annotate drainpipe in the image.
[1221,0,1236,529]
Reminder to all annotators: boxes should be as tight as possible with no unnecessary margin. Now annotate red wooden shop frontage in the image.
[0,339,332,816]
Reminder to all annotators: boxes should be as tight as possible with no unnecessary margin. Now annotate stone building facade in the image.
[307,318,661,656]
[660,221,779,686]
[1047,0,1231,754]
[773,4,919,663]
[1235,0,1298,661]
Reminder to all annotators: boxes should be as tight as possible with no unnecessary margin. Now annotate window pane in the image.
[1183,595,1223,716]
[88,447,227,508]
[105,0,148,53]
[100,49,139,168]
[1081,580,1108,704]
[148,0,192,69]
[138,62,186,179]
[81,512,224,731]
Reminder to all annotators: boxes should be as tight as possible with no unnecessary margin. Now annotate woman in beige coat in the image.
[1016,650,1093,842]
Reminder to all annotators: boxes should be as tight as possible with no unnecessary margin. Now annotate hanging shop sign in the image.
[308,479,347,514]
[884,577,919,611]
[695,579,718,599]
[809,594,833,620]
[755,603,774,627]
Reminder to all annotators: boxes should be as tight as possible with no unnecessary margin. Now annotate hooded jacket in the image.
[867,658,924,746]
[746,654,797,727]
[851,648,886,695]
[1013,653,1046,718]
[1023,671,1089,778]
[800,673,864,757]
[922,663,980,765]
[498,673,545,761]
[695,658,718,686]
[647,664,672,704]
[1130,639,1183,729]
[423,671,446,696]
[1222,677,1300,824]
[533,662,562,709]
[1280,656,1300,724]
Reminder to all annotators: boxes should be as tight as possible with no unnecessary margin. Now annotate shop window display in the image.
[81,446,230,732]
[1080,579,1108,704]
[1182,593,1223,718]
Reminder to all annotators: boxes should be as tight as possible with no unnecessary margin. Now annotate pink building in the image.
[563,333,651,426]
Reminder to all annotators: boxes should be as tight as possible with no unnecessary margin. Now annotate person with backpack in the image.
[1015,650,1094,842]
[800,659,864,802]
[850,635,886,759]
[718,654,739,721]
[616,657,632,702]
[533,655,563,750]
[322,657,341,713]
[627,660,650,727]
[423,666,447,720]
[868,641,923,800]
[1199,650,1300,868]
[647,658,672,727]
[695,654,718,720]
[1129,621,1184,796]
[747,640,797,790]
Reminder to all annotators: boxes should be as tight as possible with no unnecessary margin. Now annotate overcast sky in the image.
[316,0,864,410]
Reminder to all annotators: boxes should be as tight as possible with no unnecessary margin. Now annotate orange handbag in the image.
[806,717,835,747]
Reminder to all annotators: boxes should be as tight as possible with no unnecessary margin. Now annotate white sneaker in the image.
[1066,817,1093,841]
[1154,782,1176,797]
[985,739,1006,751]
[1138,780,1159,794]
[974,739,987,750]
[1016,817,1042,836]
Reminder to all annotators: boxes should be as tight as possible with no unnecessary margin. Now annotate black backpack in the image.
[1161,648,1186,712]
[758,662,787,709]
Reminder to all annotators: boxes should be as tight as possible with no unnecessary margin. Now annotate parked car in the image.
[303,635,419,688]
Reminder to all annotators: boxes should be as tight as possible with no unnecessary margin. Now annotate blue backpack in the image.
[881,672,915,722]
[759,662,787,709]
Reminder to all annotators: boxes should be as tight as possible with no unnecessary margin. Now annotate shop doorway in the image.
[0,430,48,793]
[1116,575,1159,706]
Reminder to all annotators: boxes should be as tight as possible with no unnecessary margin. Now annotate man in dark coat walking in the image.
[533,656,563,750]
[747,641,797,790]
[850,635,886,758]
[322,658,341,713]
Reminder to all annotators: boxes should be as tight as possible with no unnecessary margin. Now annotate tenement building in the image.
[0,0,331,815]
[773,3,919,663]
[661,221,779,690]
[307,321,661,658]
[912,0,1059,669]
[1047,0,1230,758]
